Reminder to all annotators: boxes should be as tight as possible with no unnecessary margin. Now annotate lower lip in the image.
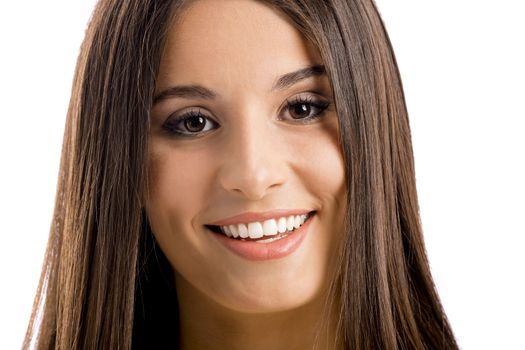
[209,214,314,261]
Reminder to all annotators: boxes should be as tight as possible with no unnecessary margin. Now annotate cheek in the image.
[288,118,347,272]
[146,143,214,255]
[291,118,346,207]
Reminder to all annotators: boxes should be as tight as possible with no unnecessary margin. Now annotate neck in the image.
[174,271,342,350]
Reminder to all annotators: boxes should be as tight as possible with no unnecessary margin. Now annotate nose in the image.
[216,111,286,200]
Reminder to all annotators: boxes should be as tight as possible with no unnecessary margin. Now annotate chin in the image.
[211,272,326,314]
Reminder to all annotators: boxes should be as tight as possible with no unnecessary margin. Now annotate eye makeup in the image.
[161,108,219,138]
[160,93,332,138]
[280,95,330,124]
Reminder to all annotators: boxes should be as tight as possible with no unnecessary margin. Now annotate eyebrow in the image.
[152,64,326,106]
[153,85,216,105]
[271,64,326,91]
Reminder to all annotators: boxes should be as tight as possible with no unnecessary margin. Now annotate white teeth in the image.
[286,216,295,231]
[248,222,264,239]
[229,224,239,238]
[277,217,287,233]
[238,223,249,238]
[262,219,278,236]
[293,215,301,229]
[217,212,312,239]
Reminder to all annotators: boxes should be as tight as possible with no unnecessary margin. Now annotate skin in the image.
[146,0,346,349]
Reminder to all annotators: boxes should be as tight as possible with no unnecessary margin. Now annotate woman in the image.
[24,0,459,349]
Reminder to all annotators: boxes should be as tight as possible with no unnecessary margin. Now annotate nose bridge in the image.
[217,109,285,199]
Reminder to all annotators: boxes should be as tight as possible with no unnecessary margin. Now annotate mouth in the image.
[205,210,316,243]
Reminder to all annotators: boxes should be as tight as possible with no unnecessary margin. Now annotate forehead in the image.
[157,0,322,93]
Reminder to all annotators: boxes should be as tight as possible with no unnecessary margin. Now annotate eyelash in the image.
[161,95,331,138]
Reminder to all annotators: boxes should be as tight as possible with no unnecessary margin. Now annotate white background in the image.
[0,1,523,349]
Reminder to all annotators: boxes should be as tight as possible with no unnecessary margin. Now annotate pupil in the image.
[293,103,310,118]
[185,116,205,132]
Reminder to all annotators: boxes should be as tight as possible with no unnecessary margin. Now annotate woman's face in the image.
[147,0,346,313]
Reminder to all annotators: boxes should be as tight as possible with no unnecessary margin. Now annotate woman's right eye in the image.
[162,109,219,137]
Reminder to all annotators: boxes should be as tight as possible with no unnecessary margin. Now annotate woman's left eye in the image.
[280,95,331,124]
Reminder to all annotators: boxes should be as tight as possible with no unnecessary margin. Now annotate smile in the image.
[206,211,315,242]
[206,210,316,260]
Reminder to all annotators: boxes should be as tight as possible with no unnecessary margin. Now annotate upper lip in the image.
[207,209,314,226]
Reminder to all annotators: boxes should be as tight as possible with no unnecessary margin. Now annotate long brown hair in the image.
[24,0,458,349]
